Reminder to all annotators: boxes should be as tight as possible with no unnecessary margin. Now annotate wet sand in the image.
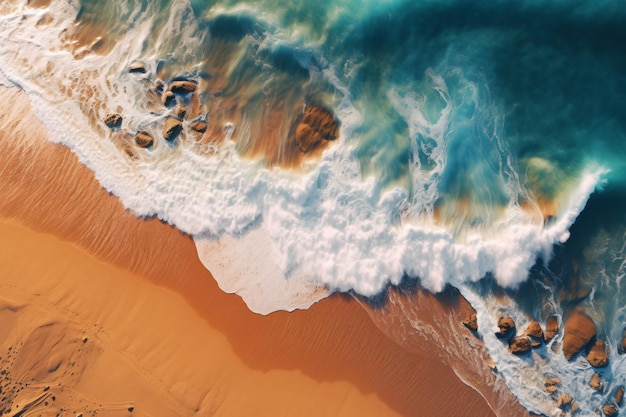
[0,85,512,416]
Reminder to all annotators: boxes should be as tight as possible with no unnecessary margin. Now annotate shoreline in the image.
[0,85,510,416]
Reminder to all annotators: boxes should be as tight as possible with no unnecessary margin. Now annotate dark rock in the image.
[135,131,153,148]
[509,336,531,355]
[563,311,596,360]
[544,315,559,343]
[104,113,122,129]
[162,118,182,141]
[462,313,478,332]
[496,317,516,339]
[586,339,609,368]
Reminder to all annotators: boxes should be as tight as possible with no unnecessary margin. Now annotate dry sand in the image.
[0,85,515,416]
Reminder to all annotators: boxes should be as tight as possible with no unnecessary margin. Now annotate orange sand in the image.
[0,85,510,416]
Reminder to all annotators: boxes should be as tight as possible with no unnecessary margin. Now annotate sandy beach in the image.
[0,85,516,416]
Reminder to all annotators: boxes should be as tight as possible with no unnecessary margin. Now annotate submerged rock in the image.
[563,311,596,360]
[495,317,516,339]
[135,131,153,148]
[162,118,182,141]
[104,113,122,129]
[295,106,340,153]
[620,329,626,354]
[590,373,602,391]
[544,315,559,343]
[603,404,617,417]
[586,339,609,368]
[462,313,478,332]
[509,336,531,355]
[615,386,624,406]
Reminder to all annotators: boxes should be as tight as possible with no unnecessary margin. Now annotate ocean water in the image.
[1,0,625,415]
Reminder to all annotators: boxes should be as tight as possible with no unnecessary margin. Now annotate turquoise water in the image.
[2,0,626,415]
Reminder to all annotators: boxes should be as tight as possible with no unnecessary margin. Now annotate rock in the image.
[162,91,176,107]
[153,79,165,94]
[135,131,153,148]
[545,385,558,393]
[589,373,602,391]
[526,320,543,338]
[190,120,207,133]
[615,386,624,406]
[462,313,478,332]
[563,311,596,360]
[571,402,579,412]
[162,119,182,141]
[525,320,543,347]
[294,106,340,153]
[509,336,532,354]
[496,317,516,339]
[587,339,609,368]
[545,377,561,387]
[544,315,559,343]
[557,394,573,410]
[173,103,187,120]
[128,61,146,74]
[103,113,122,129]
[168,80,197,94]
[603,404,617,416]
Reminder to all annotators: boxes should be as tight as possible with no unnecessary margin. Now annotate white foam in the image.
[195,226,329,314]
